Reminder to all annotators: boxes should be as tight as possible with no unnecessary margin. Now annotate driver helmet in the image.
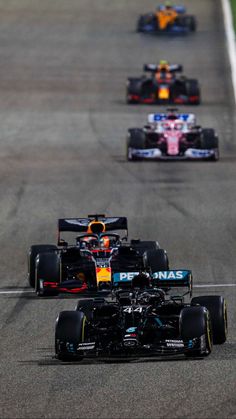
[80,236,99,248]
[100,236,110,248]
[132,273,150,289]
[159,60,169,72]
[165,1,173,9]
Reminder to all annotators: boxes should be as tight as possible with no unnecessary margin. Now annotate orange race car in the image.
[137,3,196,34]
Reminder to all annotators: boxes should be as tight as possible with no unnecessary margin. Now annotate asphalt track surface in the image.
[0,1,235,418]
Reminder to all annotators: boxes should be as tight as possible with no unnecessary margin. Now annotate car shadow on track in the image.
[19,342,236,367]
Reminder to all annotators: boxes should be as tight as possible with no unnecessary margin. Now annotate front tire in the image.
[182,15,197,32]
[28,244,57,288]
[180,306,213,357]
[191,296,227,344]
[126,79,142,104]
[35,252,61,296]
[127,129,146,161]
[55,311,86,361]
[200,129,219,161]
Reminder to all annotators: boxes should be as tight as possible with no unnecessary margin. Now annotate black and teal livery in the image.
[55,270,227,361]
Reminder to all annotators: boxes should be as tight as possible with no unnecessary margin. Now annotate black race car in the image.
[127,63,200,105]
[28,215,168,296]
[55,270,228,361]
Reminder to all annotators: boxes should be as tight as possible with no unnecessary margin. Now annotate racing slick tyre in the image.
[126,79,141,104]
[188,16,197,32]
[28,244,57,288]
[131,240,160,254]
[76,298,96,322]
[179,15,197,32]
[55,311,86,361]
[136,15,145,32]
[144,249,169,273]
[191,296,227,344]
[185,79,200,104]
[35,252,60,296]
[201,129,219,161]
[127,129,146,161]
[76,298,107,321]
[136,14,157,33]
[180,306,213,357]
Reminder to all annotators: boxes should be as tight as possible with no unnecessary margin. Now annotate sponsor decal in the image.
[158,85,170,100]
[188,340,193,348]
[123,339,138,347]
[130,148,162,158]
[113,272,139,283]
[149,113,168,122]
[126,327,137,333]
[148,113,195,124]
[165,339,184,348]
[66,343,76,353]
[153,270,190,280]
[77,342,95,351]
[166,342,184,348]
[185,149,214,158]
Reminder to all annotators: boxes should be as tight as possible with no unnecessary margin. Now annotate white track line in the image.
[221,0,236,103]
[0,290,34,295]
[195,283,236,288]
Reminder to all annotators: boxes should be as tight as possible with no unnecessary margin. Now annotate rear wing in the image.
[112,270,192,296]
[148,113,196,124]
[152,270,193,296]
[143,64,183,73]
[58,215,128,243]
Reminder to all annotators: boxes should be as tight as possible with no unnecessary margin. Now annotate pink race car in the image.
[127,109,219,161]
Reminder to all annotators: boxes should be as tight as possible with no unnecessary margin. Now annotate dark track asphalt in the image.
[0,1,235,418]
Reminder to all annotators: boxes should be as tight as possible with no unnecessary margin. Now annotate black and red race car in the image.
[27,215,168,296]
[126,62,200,105]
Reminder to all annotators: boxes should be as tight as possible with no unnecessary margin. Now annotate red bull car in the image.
[28,215,169,296]
[127,109,219,161]
[126,63,200,105]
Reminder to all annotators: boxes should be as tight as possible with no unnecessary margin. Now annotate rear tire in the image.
[191,296,227,344]
[131,240,160,255]
[185,79,201,104]
[76,299,95,322]
[35,252,60,296]
[28,244,57,288]
[180,306,213,357]
[144,249,169,272]
[55,311,85,361]
[126,79,142,104]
